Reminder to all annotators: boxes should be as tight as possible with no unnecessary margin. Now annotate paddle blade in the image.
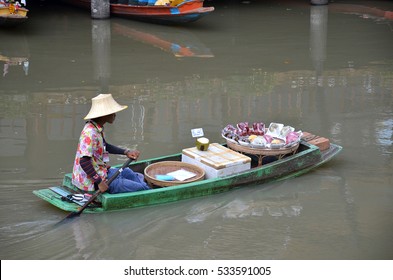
[65,211,81,219]
[54,211,80,227]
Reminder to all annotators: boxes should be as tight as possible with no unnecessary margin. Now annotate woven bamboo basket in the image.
[226,140,299,156]
[144,161,205,187]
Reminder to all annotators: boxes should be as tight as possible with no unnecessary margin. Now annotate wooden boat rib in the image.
[66,0,214,24]
[33,141,342,213]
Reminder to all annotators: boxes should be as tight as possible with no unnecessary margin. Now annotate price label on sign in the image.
[191,128,204,138]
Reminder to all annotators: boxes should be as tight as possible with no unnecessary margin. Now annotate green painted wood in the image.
[33,142,342,213]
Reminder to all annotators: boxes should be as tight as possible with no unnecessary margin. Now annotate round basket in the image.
[226,140,299,156]
[144,161,205,187]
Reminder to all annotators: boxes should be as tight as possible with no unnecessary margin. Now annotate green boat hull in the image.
[33,142,342,213]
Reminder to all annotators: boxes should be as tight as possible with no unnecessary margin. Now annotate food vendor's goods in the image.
[222,121,302,149]
[267,123,284,137]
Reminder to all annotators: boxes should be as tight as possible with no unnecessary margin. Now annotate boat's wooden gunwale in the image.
[0,7,28,16]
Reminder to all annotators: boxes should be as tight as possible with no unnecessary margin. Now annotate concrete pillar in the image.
[91,0,110,19]
[310,4,328,78]
[92,20,111,93]
[309,4,330,132]
[311,0,328,5]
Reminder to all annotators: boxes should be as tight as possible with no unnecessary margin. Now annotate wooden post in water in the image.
[309,4,328,78]
[91,0,110,19]
[311,0,328,5]
[92,19,111,93]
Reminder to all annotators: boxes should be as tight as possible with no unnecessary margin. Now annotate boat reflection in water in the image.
[112,20,214,58]
[0,54,29,77]
[0,31,29,77]
[328,2,393,21]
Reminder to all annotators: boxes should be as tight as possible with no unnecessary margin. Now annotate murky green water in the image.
[1,0,392,260]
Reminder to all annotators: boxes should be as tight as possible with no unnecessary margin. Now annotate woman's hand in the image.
[125,149,140,160]
[98,181,109,193]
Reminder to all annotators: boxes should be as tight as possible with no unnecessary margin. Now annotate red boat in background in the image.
[66,0,214,24]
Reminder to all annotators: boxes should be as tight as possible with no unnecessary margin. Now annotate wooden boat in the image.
[66,0,214,24]
[0,4,28,27]
[33,139,342,213]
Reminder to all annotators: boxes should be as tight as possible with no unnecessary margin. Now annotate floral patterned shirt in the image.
[72,121,108,192]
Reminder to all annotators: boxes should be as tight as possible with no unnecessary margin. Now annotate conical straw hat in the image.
[84,94,128,120]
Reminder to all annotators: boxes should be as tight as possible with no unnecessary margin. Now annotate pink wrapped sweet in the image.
[263,134,273,143]
[286,131,300,144]
[252,122,265,135]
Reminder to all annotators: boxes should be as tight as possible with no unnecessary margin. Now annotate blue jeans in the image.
[107,167,150,194]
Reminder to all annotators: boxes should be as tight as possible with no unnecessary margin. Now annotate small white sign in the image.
[191,128,204,138]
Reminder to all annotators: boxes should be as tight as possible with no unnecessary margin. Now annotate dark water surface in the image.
[1,0,392,260]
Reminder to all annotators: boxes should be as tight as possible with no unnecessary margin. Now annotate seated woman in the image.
[72,94,150,194]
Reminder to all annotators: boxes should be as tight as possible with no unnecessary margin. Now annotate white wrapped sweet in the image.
[266,123,284,137]
[280,126,294,138]
[251,136,267,148]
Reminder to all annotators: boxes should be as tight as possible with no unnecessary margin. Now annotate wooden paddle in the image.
[58,158,134,222]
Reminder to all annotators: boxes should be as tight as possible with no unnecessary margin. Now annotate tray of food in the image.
[221,121,302,151]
